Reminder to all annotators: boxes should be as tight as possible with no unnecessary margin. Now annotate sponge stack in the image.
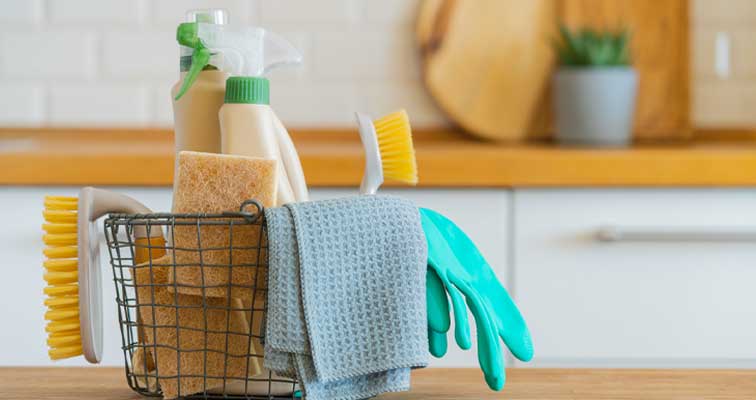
[169,151,278,300]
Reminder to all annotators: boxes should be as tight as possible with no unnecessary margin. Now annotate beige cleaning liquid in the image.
[171,70,227,155]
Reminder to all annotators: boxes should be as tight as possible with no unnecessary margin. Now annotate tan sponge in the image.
[133,255,262,399]
[169,151,277,299]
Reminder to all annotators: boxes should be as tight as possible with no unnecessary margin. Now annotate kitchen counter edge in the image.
[3,128,756,187]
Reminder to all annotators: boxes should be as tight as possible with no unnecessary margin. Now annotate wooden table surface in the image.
[2,367,755,399]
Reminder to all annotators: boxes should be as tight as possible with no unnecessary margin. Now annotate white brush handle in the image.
[78,187,160,364]
[355,112,383,195]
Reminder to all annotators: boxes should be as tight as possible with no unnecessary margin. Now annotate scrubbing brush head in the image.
[372,109,417,186]
[43,187,163,363]
[356,109,418,195]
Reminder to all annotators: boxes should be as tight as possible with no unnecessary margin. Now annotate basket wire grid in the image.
[104,200,299,399]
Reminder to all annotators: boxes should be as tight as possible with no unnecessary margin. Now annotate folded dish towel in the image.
[264,195,428,400]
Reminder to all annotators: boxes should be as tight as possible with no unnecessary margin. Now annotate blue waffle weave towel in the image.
[264,195,428,400]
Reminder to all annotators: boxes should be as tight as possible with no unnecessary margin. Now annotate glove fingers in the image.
[487,293,534,362]
[428,327,448,358]
[426,267,451,333]
[446,282,472,350]
[421,210,471,350]
[500,322,534,362]
[463,287,505,391]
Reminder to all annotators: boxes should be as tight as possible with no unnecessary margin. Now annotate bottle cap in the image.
[185,9,227,24]
[225,76,270,105]
[179,9,227,71]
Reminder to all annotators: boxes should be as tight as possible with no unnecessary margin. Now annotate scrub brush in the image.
[356,109,418,194]
[43,187,165,362]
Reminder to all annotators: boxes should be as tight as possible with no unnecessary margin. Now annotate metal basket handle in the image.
[221,199,265,223]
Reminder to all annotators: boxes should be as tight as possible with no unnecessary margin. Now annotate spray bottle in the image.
[172,9,228,159]
[177,22,309,205]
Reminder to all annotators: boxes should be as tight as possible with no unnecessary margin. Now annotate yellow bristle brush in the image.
[43,187,165,362]
[356,109,418,194]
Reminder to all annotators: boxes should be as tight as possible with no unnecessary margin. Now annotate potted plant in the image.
[553,26,637,147]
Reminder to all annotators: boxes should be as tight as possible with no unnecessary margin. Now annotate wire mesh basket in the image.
[104,200,299,399]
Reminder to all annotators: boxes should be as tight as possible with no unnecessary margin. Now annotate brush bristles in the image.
[372,109,418,185]
[43,259,77,271]
[46,317,79,333]
[49,344,83,360]
[45,296,79,308]
[43,195,83,360]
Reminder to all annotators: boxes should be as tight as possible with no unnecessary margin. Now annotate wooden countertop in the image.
[2,367,755,399]
[3,128,756,187]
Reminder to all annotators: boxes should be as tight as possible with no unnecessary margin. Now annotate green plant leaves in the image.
[554,25,631,67]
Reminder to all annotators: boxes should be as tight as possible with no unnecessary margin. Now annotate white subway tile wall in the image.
[0,0,448,128]
[692,0,756,127]
[0,31,97,79]
[0,83,44,125]
[49,84,150,125]
[47,0,146,25]
[0,0,43,24]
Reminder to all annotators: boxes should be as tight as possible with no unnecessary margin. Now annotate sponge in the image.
[169,151,278,299]
[133,255,263,399]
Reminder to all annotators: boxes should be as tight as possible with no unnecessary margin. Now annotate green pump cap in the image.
[225,77,269,104]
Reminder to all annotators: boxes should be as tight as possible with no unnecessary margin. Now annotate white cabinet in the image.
[513,189,756,368]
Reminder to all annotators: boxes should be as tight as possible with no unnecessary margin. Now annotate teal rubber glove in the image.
[426,267,449,357]
[421,208,534,390]
[427,264,473,355]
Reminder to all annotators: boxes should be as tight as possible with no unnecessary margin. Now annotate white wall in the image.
[0,0,448,128]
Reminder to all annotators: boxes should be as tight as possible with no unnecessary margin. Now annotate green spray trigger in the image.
[175,22,302,102]
[175,22,210,100]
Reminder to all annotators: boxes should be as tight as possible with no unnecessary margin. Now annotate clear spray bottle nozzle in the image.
[174,22,302,101]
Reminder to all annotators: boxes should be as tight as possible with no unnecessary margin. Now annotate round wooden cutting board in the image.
[417,0,557,141]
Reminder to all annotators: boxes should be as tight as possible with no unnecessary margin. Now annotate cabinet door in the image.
[514,189,756,368]
[1,187,172,366]
[313,188,513,367]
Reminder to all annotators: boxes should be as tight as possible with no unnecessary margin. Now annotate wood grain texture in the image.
[417,0,557,141]
[417,0,690,141]
[558,0,690,140]
[2,128,756,187]
[2,368,756,399]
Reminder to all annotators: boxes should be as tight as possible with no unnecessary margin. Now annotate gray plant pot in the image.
[553,67,638,147]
